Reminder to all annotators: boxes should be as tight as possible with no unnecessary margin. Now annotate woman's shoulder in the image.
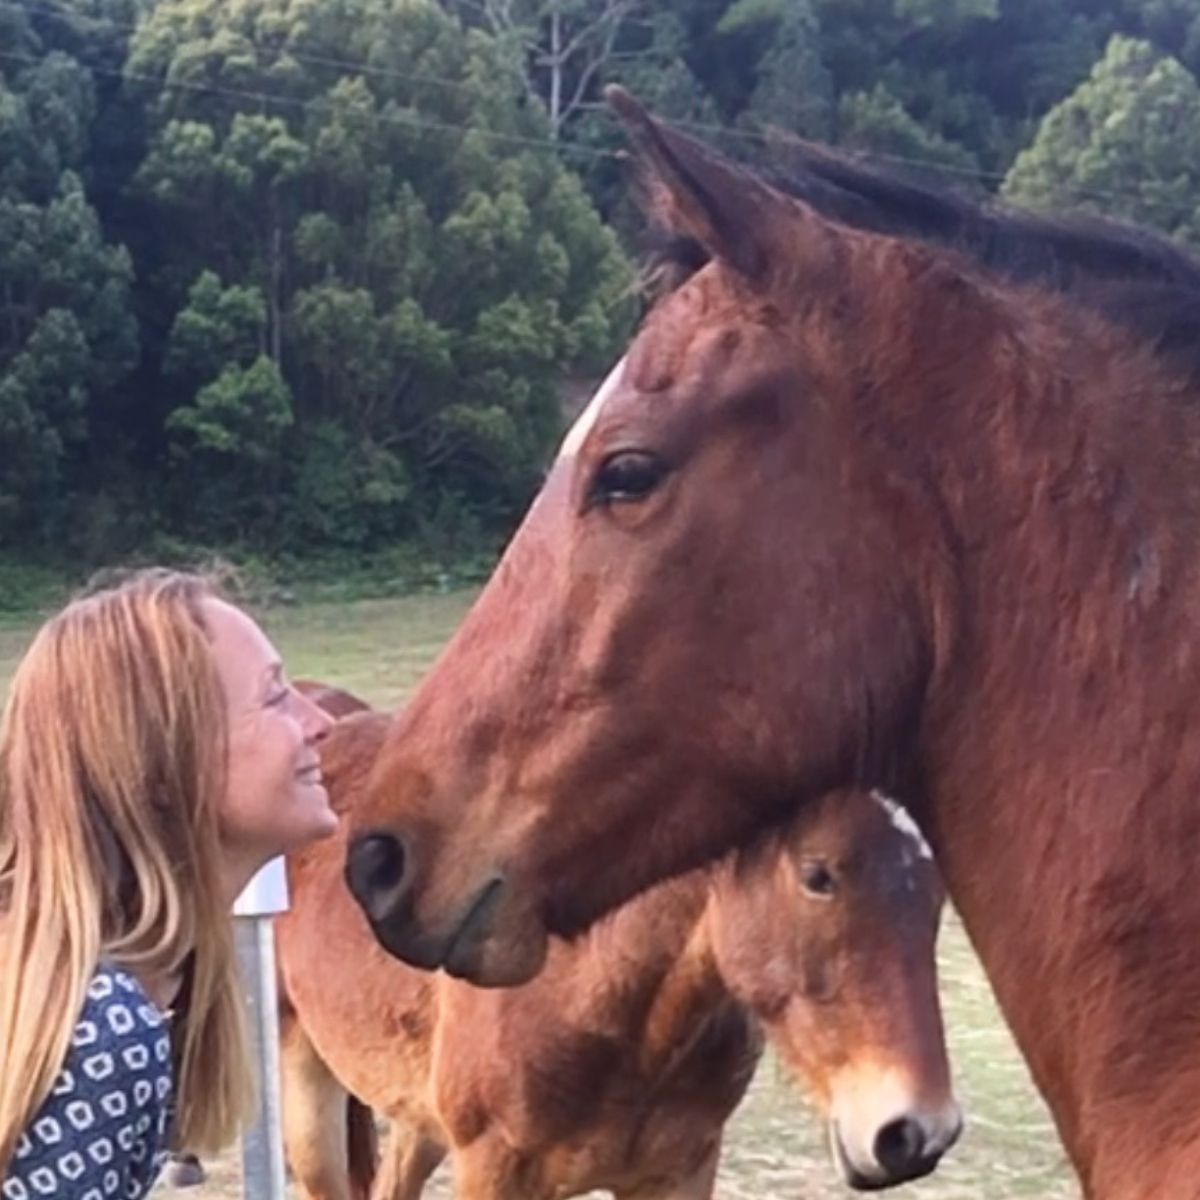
[65,962,174,1121]
[78,964,171,1046]
[4,965,174,1199]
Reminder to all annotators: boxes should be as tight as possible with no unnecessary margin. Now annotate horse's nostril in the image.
[345,832,409,918]
[873,1117,925,1172]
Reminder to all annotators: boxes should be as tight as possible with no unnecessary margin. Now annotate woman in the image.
[0,569,337,1196]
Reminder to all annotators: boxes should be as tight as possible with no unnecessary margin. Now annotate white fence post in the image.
[233,859,289,1200]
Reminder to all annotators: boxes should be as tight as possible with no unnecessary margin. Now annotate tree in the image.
[122,0,633,548]
[836,84,982,173]
[734,0,835,144]
[441,0,656,139]
[1004,36,1200,249]
[1116,0,1200,75]
[439,0,719,222]
[18,0,1200,569]
[165,356,295,537]
[0,15,138,548]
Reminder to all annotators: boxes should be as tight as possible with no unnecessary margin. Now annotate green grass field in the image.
[0,593,1079,1198]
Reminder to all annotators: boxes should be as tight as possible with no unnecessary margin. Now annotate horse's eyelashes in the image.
[590,450,666,505]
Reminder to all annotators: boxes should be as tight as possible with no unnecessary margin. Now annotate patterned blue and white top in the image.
[2,965,173,1200]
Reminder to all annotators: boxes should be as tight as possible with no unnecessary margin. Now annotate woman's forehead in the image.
[201,598,279,692]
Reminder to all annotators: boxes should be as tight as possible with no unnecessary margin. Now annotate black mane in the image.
[648,137,1200,385]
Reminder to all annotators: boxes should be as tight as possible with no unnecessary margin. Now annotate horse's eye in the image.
[590,451,665,504]
[799,861,837,898]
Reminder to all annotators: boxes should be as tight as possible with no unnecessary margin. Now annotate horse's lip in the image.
[440,877,506,975]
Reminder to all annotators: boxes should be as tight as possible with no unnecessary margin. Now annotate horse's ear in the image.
[606,85,824,285]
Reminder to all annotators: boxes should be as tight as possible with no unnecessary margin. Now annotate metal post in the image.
[233,859,290,1200]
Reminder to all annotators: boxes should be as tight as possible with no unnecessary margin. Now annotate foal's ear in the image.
[606,85,828,285]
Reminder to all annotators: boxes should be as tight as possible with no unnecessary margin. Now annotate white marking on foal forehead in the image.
[870,790,933,861]
[556,357,627,461]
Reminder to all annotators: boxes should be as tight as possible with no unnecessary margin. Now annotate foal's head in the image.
[712,788,958,1190]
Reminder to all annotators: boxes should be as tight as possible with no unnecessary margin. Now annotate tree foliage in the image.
[1005,36,1200,248]
[4,0,1200,564]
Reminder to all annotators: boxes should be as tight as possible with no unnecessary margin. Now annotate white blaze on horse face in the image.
[556,357,628,461]
[828,1062,961,1188]
[870,791,934,863]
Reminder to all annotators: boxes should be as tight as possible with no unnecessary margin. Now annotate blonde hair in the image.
[0,569,253,1171]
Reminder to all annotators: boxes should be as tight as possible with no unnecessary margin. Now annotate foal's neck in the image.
[912,300,1200,1197]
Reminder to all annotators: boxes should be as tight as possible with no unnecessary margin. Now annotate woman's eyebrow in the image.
[260,661,285,693]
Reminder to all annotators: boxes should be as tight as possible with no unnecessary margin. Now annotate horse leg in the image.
[614,1143,721,1200]
[280,1006,366,1200]
[451,1141,538,1200]
[370,1126,445,1200]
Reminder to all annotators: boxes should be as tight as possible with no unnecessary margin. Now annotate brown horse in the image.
[343,90,1200,1200]
[277,684,957,1198]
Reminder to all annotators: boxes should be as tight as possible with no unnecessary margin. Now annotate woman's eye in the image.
[590,451,666,505]
[265,689,289,709]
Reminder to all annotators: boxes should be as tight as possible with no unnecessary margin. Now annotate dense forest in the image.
[4,0,1200,580]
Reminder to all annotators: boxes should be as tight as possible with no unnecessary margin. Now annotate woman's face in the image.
[204,599,337,872]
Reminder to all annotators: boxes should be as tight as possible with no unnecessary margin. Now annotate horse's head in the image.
[709,788,958,1189]
[346,90,966,984]
[294,679,373,720]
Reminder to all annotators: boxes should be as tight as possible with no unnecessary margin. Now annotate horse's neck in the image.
[919,346,1200,1197]
[925,755,1200,1196]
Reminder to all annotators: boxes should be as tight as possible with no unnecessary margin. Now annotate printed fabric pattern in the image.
[2,965,173,1200]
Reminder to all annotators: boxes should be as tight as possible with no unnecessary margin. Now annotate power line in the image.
[0,0,653,101]
[0,0,1033,185]
[673,116,1011,185]
[659,114,1191,218]
[1,0,514,97]
[1,1,1193,219]
[0,47,618,161]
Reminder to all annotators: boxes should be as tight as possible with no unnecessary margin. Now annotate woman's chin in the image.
[291,782,339,842]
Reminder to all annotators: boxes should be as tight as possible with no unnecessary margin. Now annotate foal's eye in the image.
[799,861,837,898]
[589,450,666,505]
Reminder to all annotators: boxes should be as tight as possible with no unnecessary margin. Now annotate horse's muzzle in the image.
[344,831,542,986]
[831,1106,963,1191]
